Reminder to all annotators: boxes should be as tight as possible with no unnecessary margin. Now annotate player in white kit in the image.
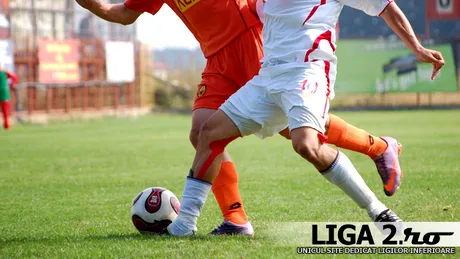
[164,0,445,236]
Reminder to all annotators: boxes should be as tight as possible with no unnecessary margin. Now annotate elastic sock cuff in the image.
[320,151,340,174]
[187,176,212,186]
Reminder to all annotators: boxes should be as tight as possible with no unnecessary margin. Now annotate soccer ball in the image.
[131,187,180,234]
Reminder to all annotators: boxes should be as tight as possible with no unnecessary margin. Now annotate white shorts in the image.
[220,64,332,138]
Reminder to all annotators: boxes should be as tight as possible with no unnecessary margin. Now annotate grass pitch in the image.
[1,110,459,258]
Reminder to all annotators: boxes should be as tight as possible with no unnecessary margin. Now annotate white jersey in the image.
[257,0,393,99]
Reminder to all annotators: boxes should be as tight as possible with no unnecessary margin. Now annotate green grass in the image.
[0,110,459,258]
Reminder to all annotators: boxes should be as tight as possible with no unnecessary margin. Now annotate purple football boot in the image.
[373,137,403,196]
[210,220,254,236]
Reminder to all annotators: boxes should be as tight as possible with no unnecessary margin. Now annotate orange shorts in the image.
[193,23,264,111]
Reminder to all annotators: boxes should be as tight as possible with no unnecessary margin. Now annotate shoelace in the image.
[376,209,390,222]
[376,210,400,222]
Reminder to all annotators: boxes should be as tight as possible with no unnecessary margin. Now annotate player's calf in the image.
[191,109,250,229]
[289,126,402,222]
[167,111,242,236]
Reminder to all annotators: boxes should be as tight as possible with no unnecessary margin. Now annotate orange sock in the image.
[212,161,248,224]
[327,114,388,159]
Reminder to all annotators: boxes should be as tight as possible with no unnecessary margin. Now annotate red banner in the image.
[426,0,460,20]
[38,40,80,83]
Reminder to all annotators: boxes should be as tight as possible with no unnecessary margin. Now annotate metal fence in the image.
[9,37,141,119]
[10,81,135,119]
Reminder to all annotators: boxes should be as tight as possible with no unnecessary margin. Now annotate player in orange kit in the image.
[76,0,403,235]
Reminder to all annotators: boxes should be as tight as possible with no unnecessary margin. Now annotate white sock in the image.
[167,176,211,236]
[321,151,387,220]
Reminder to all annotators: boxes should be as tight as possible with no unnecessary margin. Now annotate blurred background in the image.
[0,0,459,124]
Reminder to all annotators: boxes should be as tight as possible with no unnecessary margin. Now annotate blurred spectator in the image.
[0,62,18,129]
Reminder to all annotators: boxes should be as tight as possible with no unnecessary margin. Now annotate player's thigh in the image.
[199,109,241,144]
[271,72,333,164]
[288,105,327,155]
[220,78,286,138]
[269,71,330,134]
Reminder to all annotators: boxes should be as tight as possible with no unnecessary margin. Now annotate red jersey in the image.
[125,0,261,58]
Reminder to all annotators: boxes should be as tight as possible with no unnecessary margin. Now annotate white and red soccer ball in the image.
[131,187,180,234]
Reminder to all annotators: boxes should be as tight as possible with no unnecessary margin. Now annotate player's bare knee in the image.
[196,121,215,147]
[190,116,209,149]
[292,141,321,164]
